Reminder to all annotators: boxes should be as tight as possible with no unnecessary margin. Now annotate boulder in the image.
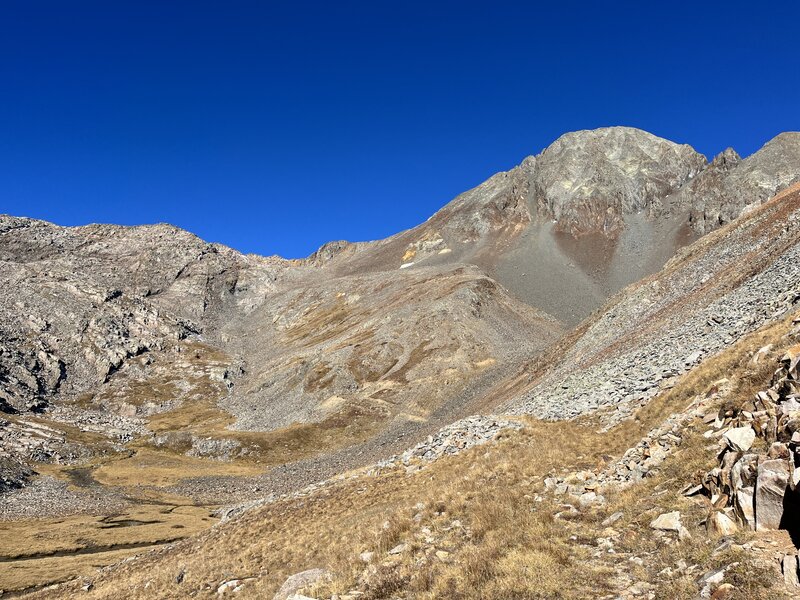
[768,442,790,459]
[755,458,789,531]
[578,491,605,507]
[602,511,624,526]
[782,345,800,377]
[723,426,755,452]
[685,351,703,365]
[752,344,773,364]
[710,583,735,599]
[778,398,800,416]
[791,452,800,492]
[698,565,728,591]
[650,511,682,531]
[273,569,328,600]
[388,543,408,555]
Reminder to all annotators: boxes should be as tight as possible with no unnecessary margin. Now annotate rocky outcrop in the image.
[0,454,33,493]
[272,569,329,600]
[423,127,711,242]
[338,127,800,326]
[691,333,800,534]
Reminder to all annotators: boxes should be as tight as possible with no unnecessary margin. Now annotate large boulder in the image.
[783,554,800,588]
[707,511,738,536]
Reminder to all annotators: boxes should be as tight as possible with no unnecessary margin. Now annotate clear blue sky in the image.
[2,2,798,258]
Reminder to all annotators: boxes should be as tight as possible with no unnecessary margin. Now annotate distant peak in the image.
[709,147,741,169]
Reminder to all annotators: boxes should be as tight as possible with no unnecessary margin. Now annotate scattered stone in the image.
[602,511,624,526]
[682,483,704,496]
[752,344,773,364]
[217,579,244,595]
[707,511,738,536]
[388,543,407,555]
[710,583,735,599]
[578,491,600,507]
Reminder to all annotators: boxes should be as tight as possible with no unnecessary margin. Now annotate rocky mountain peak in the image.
[531,127,707,236]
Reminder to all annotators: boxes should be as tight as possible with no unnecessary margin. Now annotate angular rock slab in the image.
[707,511,738,536]
[731,453,758,529]
[756,458,789,531]
[723,426,755,452]
[783,554,800,588]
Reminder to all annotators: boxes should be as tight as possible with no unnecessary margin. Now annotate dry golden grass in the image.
[0,504,215,592]
[147,397,387,468]
[89,448,264,488]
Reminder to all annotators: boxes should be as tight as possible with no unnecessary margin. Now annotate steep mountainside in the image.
[502,182,800,420]
[0,216,561,511]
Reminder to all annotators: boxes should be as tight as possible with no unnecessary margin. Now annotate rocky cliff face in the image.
[430,127,800,242]
[0,217,282,414]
